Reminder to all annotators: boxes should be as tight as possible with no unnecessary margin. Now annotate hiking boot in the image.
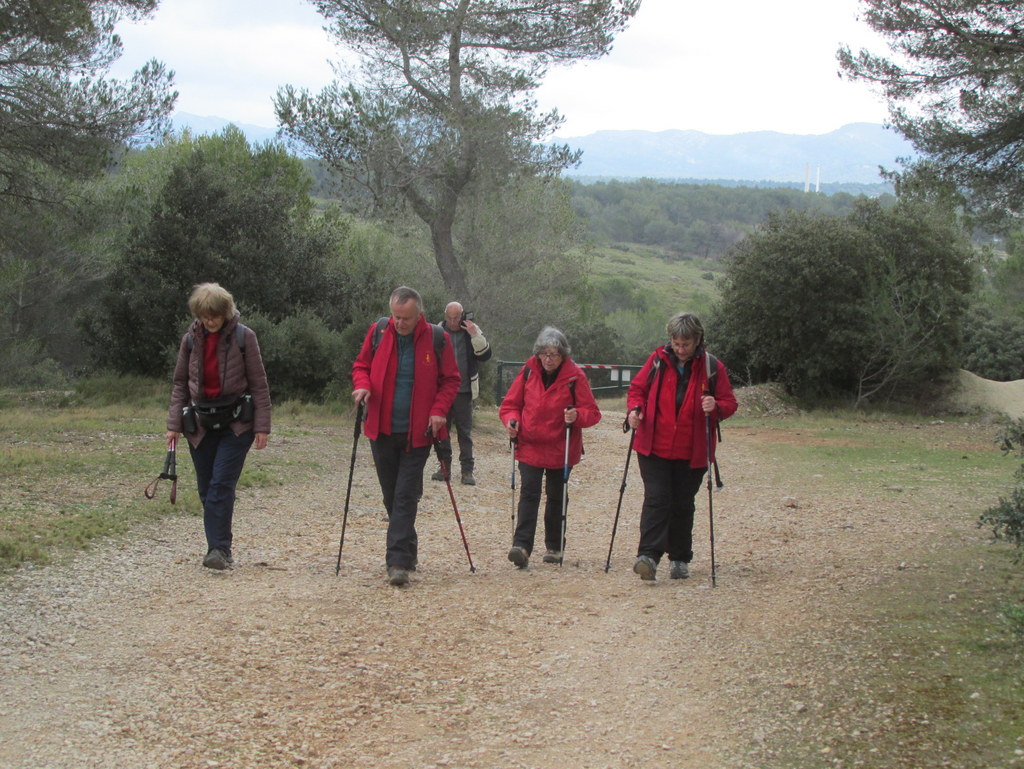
[542,549,562,564]
[387,566,409,586]
[460,472,476,486]
[507,546,529,569]
[203,548,230,570]
[669,560,689,579]
[430,470,446,482]
[633,555,657,581]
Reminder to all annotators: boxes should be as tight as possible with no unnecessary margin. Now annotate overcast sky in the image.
[110,0,890,138]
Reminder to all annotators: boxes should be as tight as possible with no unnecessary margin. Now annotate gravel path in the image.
[0,398,1008,769]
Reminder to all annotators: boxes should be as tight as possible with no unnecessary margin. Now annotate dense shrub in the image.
[979,418,1024,565]
[961,305,1024,381]
[245,312,347,403]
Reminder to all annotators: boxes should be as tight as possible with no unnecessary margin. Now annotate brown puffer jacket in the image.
[166,312,272,448]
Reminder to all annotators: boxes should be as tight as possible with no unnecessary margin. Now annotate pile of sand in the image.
[949,369,1024,418]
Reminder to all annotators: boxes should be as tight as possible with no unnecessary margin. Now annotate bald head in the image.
[443,302,464,332]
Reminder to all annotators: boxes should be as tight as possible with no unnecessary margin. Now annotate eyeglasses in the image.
[538,351,562,360]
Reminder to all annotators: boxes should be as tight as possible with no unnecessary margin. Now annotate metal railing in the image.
[494,360,643,402]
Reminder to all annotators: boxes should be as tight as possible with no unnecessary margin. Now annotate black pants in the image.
[636,453,707,563]
[435,392,475,473]
[369,433,430,569]
[514,462,570,555]
[189,428,255,555]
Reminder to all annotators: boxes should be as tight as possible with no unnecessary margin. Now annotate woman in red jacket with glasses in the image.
[500,327,601,569]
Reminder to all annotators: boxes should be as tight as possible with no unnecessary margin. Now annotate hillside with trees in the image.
[5,0,1024,409]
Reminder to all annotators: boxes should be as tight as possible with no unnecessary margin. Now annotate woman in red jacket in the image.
[626,313,736,581]
[500,327,601,568]
[166,283,272,570]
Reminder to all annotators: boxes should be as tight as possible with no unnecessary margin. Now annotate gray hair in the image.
[532,326,571,358]
[666,313,704,343]
[390,286,423,314]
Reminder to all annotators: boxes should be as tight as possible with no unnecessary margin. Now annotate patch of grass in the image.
[733,413,1013,501]
[763,544,1024,769]
[0,394,357,574]
[590,242,723,319]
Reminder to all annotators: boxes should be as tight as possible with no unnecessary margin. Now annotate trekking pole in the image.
[335,401,364,575]
[559,406,572,567]
[605,407,639,572]
[509,420,518,540]
[704,346,717,587]
[144,436,178,504]
[431,434,476,573]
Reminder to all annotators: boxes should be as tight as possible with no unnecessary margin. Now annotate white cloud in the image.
[537,0,890,136]
[111,0,338,126]
[109,0,891,135]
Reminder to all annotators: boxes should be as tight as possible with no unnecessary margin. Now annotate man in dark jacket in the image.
[429,301,492,485]
[352,286,461,586]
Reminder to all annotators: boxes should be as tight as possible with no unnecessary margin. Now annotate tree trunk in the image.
[430,216,470,300]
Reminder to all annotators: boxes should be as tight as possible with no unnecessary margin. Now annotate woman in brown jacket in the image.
[166,283,272,570]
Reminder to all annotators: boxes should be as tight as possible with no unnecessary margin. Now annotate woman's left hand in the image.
[254,432,269,450]
[701,395,716,415]
[564,406,577,425]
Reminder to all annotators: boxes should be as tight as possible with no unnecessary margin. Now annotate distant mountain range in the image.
[555,123,916,186]
[172,112,281,146]
[172,112,914,187]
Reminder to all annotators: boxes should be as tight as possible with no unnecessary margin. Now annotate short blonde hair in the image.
[188,283,235,321]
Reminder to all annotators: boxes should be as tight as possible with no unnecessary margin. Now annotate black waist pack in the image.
[191,394,252,431]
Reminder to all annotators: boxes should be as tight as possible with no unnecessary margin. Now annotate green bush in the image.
[246,311,347,402]
[0,340,69,389]
[961,305,1024,381]
[979,418,1024,564]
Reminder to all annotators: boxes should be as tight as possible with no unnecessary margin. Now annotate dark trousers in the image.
[435,392,475,473]
[514,462,570,555]
[189,428,255,555]
[636,453,707,563]
[369,432,430,569]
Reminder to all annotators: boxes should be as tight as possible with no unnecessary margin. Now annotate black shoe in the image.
[669,560,689,579]
[460,472,476,486]
[633,555,657,581]
[430,470,445,482]
[387,566,409,586]
[507,546,529,569]
[542,549,562,564]
[203,548,230,570]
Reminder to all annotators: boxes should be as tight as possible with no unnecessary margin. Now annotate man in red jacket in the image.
[626,313,737,582]
[352,286,461,586]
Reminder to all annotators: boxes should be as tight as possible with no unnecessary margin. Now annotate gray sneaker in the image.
[203,548,229,570]
[542,550,562,564]
[669,560,690,579]
[507,546,529,569]
[460,472,476,486]
[387,566,409,586]
[430,470,446,482]
[633,555,657,581]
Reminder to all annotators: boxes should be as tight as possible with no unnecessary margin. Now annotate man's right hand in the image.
[353,389,370,405]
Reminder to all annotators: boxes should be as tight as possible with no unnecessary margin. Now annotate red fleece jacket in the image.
[352,314,460,448]
[499,357,601,469]
[626,346,737,466]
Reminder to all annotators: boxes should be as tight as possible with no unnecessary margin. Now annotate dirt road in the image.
[0,397,1014,769]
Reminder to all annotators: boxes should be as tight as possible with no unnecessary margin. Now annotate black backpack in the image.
[370,317,445,358]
